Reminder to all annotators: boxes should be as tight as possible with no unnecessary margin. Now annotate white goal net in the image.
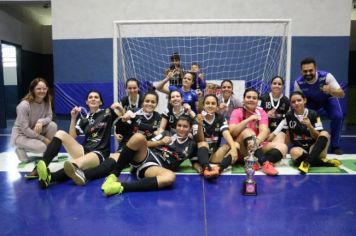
[113,19,292,105]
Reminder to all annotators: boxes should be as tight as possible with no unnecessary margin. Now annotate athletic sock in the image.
[84,158,116,180]
[294,152,309,166]
[121,177,158,192]
[264,148,283,163]
[113,145,135,176]
[51,168,69,182]
[197,147,210,169]
[307,136,328,165]
[219,155,232,170]
[43,137,62,166]
[254,148,266,165]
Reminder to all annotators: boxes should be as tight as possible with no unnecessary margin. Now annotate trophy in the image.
[242,136,258,196]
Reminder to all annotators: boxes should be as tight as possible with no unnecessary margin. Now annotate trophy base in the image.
[242,181,257,196]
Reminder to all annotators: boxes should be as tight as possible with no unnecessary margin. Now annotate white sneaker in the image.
[15,148,29,162]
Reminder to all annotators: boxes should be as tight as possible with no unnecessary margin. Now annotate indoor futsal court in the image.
[1,125,356,235]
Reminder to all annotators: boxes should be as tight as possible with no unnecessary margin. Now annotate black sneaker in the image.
[332,147,343,155]
[63,161,87,186]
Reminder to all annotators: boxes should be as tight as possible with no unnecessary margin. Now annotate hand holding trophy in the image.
[242,136,258,196]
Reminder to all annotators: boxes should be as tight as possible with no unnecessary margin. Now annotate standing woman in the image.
[155,71,199,113]
[35,90,122,188]
[120,77,143,112]
[273,91,341,174]
[157,90,196,134]
[11,78,57,162]
[217,79,243,122]
[229,88,288,176]
[260,76,290,143]
[193,94,239,178]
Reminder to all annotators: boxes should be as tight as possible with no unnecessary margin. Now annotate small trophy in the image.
[242,136,258,196]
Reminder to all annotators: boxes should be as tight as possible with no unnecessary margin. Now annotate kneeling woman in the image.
[273,91,341,174]
[101,116,199,195]
[193,94,239,178]
[35,90,122,188]
[229,88,288,176]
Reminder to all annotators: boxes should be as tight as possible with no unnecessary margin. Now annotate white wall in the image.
[0,9,52,54]
[52,0,352,40]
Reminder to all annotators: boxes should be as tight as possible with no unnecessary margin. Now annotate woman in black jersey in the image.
[120,77,143,112]
[260,76,290,143]
[101,116,200,195]
[63,91,162,186]
[35,90,123,188]
[157,90,196,134]
[273,91,341,174]
[193,94,239,179]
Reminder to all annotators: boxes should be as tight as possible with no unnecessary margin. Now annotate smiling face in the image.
[142,94,158,113]
[126,80,139,96]
[86,92,103,111]
[221,81,233,98]
[169,90,182,107]
[290,93,306,114]
[182,73,194,89]
[33,81,48,102]
[301,63,316,82]
[243,90,259,111]
[175,119,191,138]
[270,77,284,96]
[203,95,218,114]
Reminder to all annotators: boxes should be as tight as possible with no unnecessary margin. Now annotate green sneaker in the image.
[101,174,118,191]
[321,158,341,167]
[102,181,124,196]
[37,160,51,188]
[298,161,310,175]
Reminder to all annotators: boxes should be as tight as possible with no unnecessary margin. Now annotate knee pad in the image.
[264,148,283,163]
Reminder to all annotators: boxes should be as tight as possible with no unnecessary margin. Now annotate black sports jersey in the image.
[161,106,193,133]
[192,113,229,154]
[149,132,197,171]
[279,108,323,150]
[121,94,143,112]
[76,108,117,156]
[115,109,161,145]
[260,93,290,131]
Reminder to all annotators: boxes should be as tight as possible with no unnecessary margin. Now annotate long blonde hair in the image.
[22,77,52,104]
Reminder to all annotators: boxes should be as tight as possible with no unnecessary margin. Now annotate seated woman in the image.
[101,115,200,196]
[63,91,162,186]
[157,90,196,134]
[273,91,341,174]
[229,88,288,176]
[11,78,57,163]
[155,71,199,113]
[120,77,143,112]
[217,79,243,122]
[260,76,290,143]
[35,90,122,188]
[193,94,239,178]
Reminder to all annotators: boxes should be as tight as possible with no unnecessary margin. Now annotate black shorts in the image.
[131,149,163,179]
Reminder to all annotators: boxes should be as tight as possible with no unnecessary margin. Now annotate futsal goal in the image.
[113,19,291,111]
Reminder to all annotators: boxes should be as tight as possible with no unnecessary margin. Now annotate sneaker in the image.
[262,161,278,176]
[321,158,342,167]
[252,162,261,171]
[15,148,29,162]
[332,147,343,155]
[298,161,310,175]
[36,160,51,188]
[64,161,87,186]
[101,174,118,191]
[24,169,38,179]
[203,166,220,179]
[102,181,123,196]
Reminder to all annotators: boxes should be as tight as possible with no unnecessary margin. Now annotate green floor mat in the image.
[231,165,246,174]
[176,159,196,173]
[340,159,356,171]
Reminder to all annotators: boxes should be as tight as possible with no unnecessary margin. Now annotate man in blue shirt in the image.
[294,57,345,155]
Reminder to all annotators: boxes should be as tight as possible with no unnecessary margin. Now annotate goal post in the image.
[113,19,292,106]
